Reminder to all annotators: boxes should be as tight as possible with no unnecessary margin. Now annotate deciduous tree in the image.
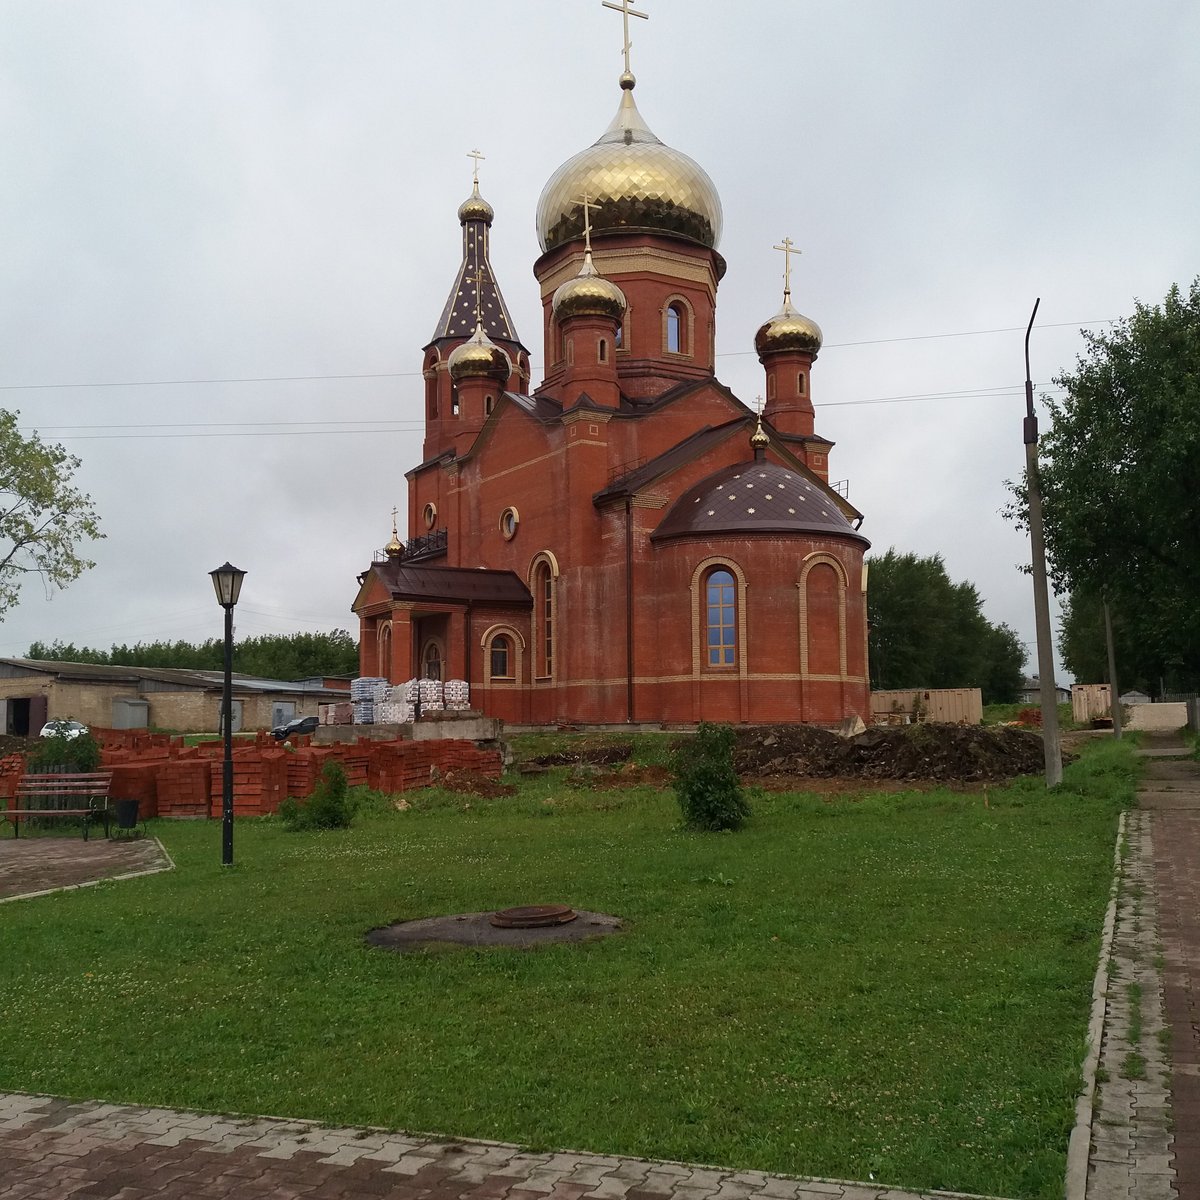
[868,549,1026,702]
[1018,280,1200,689]
[0,410,102,617]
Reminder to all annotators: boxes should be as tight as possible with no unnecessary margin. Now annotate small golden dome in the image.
[750,415,770,450]
[755,297,823,356]
[536,81,722,253]
[385,512,403,559]
[552,251,628,322]
[457,181,494,225]
[448,322,512,382]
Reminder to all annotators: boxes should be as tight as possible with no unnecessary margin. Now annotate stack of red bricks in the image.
[2,735,502,821]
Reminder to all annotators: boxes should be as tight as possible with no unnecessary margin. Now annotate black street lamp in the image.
[209,562,246,866]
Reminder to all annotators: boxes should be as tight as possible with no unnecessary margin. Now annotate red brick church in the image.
[353,25,870,726]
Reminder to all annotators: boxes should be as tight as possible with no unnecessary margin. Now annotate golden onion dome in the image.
[536,75,722,253]
[457,180,494,225]
[448,322,512,382]
[552,250,628,322]
[754,296,824,356]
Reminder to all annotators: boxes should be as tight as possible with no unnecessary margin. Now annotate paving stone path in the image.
[0,835,171,902]
[5,738,1200,1200]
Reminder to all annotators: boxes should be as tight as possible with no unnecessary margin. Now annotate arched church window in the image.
[614,321,623,350]
[767,375,776,401]
[598,338,608,363]
[450,384,460,417]
[490,634,512,679]
[666,303,684,354]
[535,562,554,677]
[797,372,807,396]
[705,568,736,667]
[422,640,443,681]
[485,394,495,415]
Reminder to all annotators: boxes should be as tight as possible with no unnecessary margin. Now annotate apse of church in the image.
[352,2,871,728]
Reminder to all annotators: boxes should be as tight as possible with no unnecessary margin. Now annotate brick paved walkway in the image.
[0,835,172,902]
[1143,732,1200,1200]
[0,1092,977,1200]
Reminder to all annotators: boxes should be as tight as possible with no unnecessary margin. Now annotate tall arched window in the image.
[422,640,443,681]
[450,384,460,416]
[705,569,736,667]
[666,303,684,354]
[490,634,512,679]
[535,561,554,677]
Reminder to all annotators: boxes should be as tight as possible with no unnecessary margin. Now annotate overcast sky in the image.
[1,0,1197,682]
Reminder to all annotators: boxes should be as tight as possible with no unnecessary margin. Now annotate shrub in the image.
[278,761,356,831]
[27,729,102,773]
[671,722,750,831]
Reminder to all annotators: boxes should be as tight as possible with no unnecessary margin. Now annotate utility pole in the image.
[1103,593,1123,739]
[1023,299,1063,786]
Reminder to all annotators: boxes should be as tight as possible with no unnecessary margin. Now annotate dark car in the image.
[272,715,320,740]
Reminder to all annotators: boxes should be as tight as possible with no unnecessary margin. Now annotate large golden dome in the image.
[536,76,722,253]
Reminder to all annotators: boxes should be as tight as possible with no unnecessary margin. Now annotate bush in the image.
[278,761,356,831]
[27,729,102,773]
[671,722,750,831]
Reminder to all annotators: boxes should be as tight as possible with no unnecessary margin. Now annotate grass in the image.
[0,739,1138,1199]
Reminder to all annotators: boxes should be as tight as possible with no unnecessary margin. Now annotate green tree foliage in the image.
[868,549,1027,703]
[1059,588,1180,697]
[27,729,102,773]
[671,722,750,832]
[278,761,356,831]
[26,629,359,680]
[1019,280,1200,691]
[0,410,102,618]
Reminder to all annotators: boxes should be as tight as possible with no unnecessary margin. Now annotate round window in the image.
[423,502,437,530]
[499,507,519,540]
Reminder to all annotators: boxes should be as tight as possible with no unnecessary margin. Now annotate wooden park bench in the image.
[4,771,114,840]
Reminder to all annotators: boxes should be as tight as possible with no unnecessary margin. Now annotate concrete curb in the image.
[1064,809,1127,1200]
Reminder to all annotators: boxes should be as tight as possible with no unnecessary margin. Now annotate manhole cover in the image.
[490,904,578,928]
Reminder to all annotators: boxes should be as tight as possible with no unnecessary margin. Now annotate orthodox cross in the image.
[468,265,487,327]
[390,507,399,535]
[602,0,649,75]
[467,148,485,186]
[773,237,799,301]
[578,192,595,254]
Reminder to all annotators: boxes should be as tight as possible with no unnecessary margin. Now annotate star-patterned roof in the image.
[651,461,869,545]
[429,211,525,351]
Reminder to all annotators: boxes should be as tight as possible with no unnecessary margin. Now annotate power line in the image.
[0,319,1112,393]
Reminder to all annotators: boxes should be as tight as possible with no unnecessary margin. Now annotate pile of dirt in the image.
[432,768,517,798]
[565,762,672,790]
[733,722,1048,783]
[531,743,634,768]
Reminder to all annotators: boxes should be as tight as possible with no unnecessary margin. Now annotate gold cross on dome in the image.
[602,0,648,76]
[578,192,595,253]
[467,148,485,186]
[390,507,399,534]
[773,237,800,300]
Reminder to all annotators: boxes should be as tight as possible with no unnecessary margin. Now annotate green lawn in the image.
[0,741,1136,1199]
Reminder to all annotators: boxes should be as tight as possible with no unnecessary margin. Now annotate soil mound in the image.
[432,768,517,798]
[532,742,634,768]
[734,722,1047,783]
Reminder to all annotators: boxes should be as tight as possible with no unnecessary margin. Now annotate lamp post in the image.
[209,562,246,866]
[1022,301,1063,787]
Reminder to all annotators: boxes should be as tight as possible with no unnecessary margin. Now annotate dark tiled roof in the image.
[428,220,527,355]
[369,563,532,607]
[651,461,870,546]
[0,659,344,695]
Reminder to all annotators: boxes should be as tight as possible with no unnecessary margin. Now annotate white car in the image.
[39,719,89,739]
